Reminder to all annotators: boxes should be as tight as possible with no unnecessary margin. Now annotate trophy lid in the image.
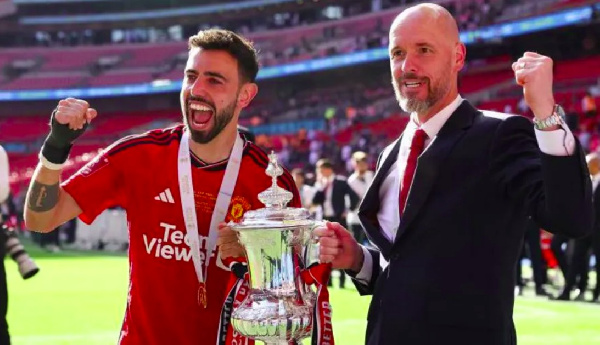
[231,152,311,230]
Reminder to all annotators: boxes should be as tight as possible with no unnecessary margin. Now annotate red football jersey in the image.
[62,124,301,345]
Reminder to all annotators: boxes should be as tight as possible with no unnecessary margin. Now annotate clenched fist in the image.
[41,98,98,165]
[512,52,556,121]
[54,98,97,131]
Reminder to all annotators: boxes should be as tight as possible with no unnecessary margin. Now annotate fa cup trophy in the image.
[229,153,334,345]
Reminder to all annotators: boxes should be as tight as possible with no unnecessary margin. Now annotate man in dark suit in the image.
[593,195,600,303]
[315,3,593,345]
[554,153,600,301]
[313,159,360,226]
[312,158,359,288]
[515,217,549,297]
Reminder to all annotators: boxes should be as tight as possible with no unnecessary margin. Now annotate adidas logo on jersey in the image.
[154,188,175,204]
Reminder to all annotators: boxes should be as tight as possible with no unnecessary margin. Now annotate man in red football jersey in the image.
[23,29,300,345]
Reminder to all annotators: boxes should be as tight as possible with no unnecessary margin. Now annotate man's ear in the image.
[237,82,258,109]
[454,42,466,72]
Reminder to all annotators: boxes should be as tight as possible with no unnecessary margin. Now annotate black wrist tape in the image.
[41,140,72,164]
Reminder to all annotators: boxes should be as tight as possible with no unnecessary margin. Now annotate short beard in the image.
[184,98,237,144]
[393,67,451,115]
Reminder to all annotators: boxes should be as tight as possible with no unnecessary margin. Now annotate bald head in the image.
[391,3,460,46]
[388,2,466,121]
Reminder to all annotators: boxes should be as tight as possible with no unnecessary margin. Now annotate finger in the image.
[72,116,85,130]
[327,221,354,238]
[319,236,340,250]
[67,101,86,114]
[313,226,335,238]
[319,254,335,264]
[514,69,532,86]
[217,231,239,243]
[221,245,245,259]
[75,99,89,109]
[58,99,70,107]
[86,108,97,123]
[523,51,542,58]
[319,245,340,257]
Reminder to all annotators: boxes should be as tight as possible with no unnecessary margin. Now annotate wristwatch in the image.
[533,104,565,130]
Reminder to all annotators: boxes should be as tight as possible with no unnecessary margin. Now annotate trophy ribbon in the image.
[219,263,254,345]
[301,263,335,345]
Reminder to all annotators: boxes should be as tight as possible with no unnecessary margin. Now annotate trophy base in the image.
[231,291,313,344]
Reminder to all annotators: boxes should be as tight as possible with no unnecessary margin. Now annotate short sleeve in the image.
[62,149,125,224]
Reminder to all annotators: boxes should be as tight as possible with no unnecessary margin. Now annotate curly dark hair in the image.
[188,29,259,83]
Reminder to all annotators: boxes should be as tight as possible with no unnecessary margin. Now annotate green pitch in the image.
[5,248,600,345]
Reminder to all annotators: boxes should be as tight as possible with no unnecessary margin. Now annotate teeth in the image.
[405,82,421,88]
[189,104,212,111]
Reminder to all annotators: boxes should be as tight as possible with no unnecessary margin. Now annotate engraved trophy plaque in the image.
[229,153,327,345]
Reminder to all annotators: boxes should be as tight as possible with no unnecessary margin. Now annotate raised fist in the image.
[54,98,97,130]
[512,52,555,120]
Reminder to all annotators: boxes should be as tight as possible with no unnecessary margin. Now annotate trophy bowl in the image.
[230,153,321,345]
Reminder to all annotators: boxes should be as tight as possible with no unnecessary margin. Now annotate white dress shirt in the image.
[347,170,374,225]
[315,175,336,218]
[299,184,316,209]
[355,95,576,283]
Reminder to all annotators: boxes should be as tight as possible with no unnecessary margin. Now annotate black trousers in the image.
[593,231,600,297]
[563,235,593,294]
[324,216,346,288]
[516,221,546,288]
[551,234,570,283]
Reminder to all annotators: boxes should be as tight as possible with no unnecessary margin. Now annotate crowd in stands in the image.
[3,0,599,91]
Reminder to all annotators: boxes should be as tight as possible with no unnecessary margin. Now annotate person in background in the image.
[292,168,316,210]
[555,153,600,301]
[315,3,592,344]
[347,151,374,245]
[313,158,359,288]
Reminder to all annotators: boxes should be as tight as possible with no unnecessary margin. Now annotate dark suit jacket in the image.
[593,182,600,243]
[313,176,360,219]
[355,101,593,345]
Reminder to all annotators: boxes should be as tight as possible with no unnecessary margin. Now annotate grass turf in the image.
[5,247,600,345]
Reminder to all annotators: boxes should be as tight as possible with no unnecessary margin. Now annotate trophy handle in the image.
[305,221,325,268]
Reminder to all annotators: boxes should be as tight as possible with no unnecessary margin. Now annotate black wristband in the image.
[41,139,72,165]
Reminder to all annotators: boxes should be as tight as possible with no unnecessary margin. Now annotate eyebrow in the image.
[184,70,228,81]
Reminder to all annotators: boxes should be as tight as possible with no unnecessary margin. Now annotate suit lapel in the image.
[393,101,479,246]
[359,137,402,257]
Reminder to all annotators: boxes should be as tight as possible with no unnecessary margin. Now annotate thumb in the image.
[326,221,349,238]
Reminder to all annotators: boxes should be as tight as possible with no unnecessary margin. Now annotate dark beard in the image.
[184,99,237,144]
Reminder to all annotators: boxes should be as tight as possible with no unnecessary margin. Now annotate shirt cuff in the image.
[534,122,575,156]
[353,245,373,284]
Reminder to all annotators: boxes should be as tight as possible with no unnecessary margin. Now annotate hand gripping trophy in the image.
[229,153,334,345]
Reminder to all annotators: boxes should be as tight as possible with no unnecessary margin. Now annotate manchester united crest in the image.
[229,196,251,221]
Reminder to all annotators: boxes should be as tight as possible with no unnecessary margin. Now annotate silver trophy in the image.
[230,153,321,345]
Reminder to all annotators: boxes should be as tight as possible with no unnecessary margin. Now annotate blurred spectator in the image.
[291,168,316,210]
[347,151,374,245]
[582,91,597,127]
[312,158,360,289]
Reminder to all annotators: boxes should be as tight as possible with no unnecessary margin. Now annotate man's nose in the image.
[190,79,205,97]
[401,53,418,74]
